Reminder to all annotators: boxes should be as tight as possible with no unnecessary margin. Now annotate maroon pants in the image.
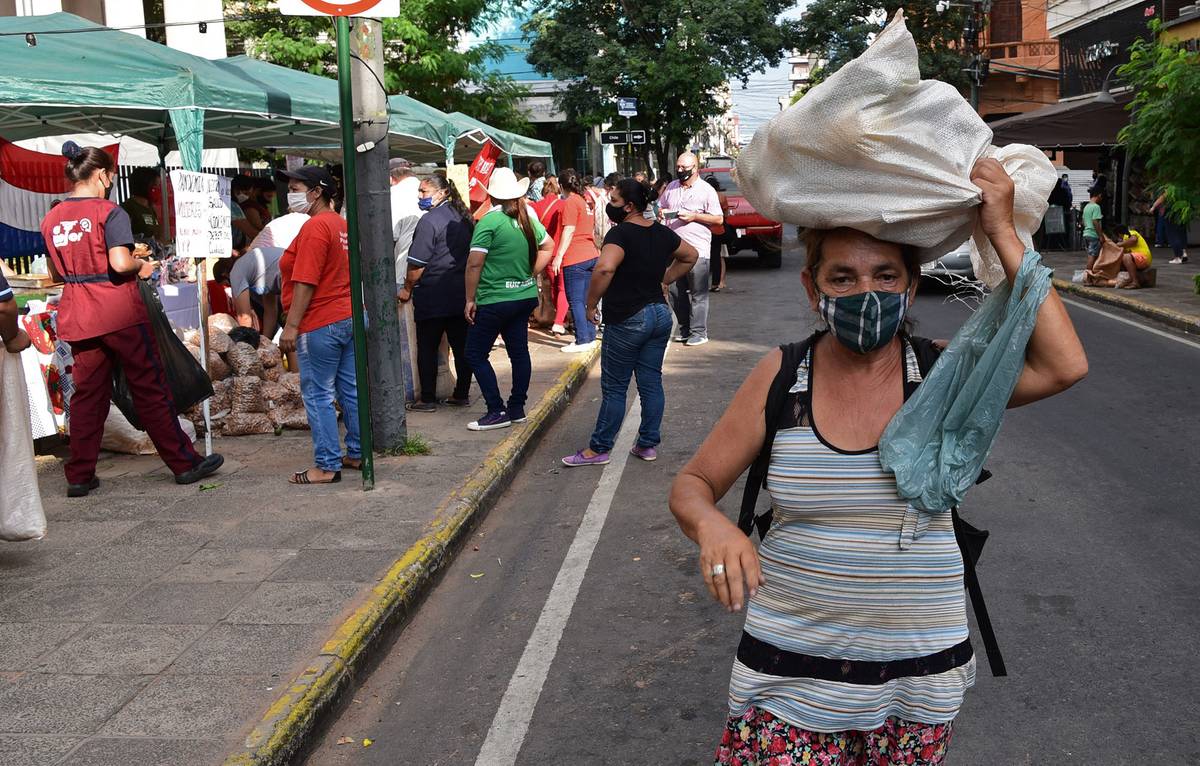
[66,322,200,484]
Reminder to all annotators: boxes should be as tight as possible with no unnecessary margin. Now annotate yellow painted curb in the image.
[1053,279,1200,335]
[223,343,602,766]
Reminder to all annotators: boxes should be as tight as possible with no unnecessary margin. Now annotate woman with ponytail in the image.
[399,172,475,412]
[41,142,223,496]
[553,170,600,352]
[462,168,555,431]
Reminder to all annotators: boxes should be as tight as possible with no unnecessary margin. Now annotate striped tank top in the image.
[727,339,975,732]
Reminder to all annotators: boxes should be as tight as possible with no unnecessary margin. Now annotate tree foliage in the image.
[224,0,532,134]
[1119,23,1200,223]
[791,0,970,94]
[523,0,799,172]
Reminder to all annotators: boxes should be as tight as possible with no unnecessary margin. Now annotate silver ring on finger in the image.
[709,563,726,578]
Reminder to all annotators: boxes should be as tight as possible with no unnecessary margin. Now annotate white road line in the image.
[1060,296,1200,350]
[474,395,645,766]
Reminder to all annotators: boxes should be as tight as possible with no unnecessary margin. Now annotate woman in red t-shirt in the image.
[41,143,221,496]
[553,172,600,352]
[530,175,568,333]
[277,166,361,485]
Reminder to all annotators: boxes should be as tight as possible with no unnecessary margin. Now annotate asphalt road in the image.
[303,244,1200,766]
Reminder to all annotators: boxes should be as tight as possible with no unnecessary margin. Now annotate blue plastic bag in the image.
[880,249,1052,512]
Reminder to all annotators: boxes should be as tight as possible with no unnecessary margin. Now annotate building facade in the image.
[976,0,1060,121]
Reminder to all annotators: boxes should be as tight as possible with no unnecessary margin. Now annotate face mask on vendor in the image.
[235,193,250,203]
[287,188,315,214]
[818,289,909,354]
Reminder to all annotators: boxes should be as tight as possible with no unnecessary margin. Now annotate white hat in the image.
[486,167,530,200]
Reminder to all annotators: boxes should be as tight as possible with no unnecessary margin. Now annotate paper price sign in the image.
[170,170,232,260]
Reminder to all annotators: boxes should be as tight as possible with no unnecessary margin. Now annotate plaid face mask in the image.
[818,289,909,354]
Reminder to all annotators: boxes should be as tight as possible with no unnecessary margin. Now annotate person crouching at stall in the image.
[276,166,361,485]
[41,142,223,497]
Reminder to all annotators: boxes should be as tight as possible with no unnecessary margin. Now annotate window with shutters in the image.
[990,0,1023,44]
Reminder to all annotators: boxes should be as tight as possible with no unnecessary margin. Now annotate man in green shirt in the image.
[1082,190,1103,270]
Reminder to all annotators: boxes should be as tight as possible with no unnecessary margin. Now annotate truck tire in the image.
[758,237,783,269]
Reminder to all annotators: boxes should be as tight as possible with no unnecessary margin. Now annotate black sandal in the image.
[440,397,470,407]
[290,469,341,485]
[406,401,437,413]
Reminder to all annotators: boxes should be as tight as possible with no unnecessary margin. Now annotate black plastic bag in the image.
[112,280,214,431]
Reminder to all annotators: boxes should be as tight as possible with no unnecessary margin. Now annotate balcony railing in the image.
[985,39,1060,60]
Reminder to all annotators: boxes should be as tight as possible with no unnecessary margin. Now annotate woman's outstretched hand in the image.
[697,514,764,613]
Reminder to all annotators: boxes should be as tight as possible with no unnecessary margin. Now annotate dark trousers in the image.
[67,323,201,484]
[563,258,597,344]
[414,314,472,403]
[464,298,539,416]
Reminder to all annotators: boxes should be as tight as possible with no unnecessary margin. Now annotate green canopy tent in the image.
[217,56,472,164]
[0,13,457,169]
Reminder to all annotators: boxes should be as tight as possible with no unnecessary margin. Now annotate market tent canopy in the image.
[216,56,461,164]
[989,95,1133,149]
[447,112,553,160]
[0,14,458,168]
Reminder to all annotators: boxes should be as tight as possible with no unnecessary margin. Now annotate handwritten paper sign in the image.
[170,170,232,259]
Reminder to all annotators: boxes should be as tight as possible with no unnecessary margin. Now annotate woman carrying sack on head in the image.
[462,168,555,432]
[41,143,223,497]
[669,159,1088,766]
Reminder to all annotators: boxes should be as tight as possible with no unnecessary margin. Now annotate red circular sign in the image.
[299,0,384,15]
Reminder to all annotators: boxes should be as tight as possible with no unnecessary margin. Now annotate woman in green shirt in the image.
[463,168,555,431]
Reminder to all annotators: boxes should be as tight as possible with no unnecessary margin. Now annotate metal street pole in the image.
[335,14,375,490]
[347,17,409,456]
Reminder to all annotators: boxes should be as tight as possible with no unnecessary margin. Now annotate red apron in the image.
[41,198,147,342]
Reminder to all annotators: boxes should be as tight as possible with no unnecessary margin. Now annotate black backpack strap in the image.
[737,335,816,538]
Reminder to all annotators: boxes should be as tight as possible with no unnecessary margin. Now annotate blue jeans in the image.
[296,317,361,472]
[563,258,597,344]
[589,303,672,454]
[465,297,539,416]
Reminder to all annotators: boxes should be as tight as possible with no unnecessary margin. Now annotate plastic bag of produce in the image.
[0,349,46,541]
[736,10,1056,287]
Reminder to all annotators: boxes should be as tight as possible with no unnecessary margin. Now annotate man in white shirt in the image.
[390,158,423,288]
[660,152,723,346]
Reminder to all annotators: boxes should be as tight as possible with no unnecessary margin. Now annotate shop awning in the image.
[989,94,1133,149]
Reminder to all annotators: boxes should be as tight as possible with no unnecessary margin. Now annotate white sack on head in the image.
[736,9,1056,287]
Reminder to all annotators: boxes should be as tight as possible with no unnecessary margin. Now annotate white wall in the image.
[15,0,64,14]
[163,0,225,59]
[103,0,144,37]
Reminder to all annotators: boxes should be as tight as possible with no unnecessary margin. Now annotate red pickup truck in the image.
[702,169,784,268]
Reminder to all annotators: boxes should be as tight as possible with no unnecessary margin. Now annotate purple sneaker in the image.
[561,449,611,467]
[468,411,512,432]
[630,445,658,461]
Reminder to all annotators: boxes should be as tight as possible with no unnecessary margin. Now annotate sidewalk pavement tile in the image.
[266,548,398,583]
[0,673,149,734]
[156,548,298,583]
[103,582,256,624]
[0,623,83,669]
[210,519,329,549]
[0,582,144,623]
[3,521,140,551]
[106,520,236,548]
[56,738,226,766]
[34,624,208,675]
[0,736,81,766]
[223,581,364,624]
[99,674,274,738]
[305,519,425,550]
[167,624,321,675]
[39,546,199,584]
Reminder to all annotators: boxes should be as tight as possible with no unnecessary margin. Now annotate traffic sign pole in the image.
[336,14,375,490]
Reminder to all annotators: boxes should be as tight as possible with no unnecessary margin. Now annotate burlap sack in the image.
[736,10,1055,287]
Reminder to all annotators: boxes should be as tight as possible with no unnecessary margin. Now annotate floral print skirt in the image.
[716,706,953,766]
